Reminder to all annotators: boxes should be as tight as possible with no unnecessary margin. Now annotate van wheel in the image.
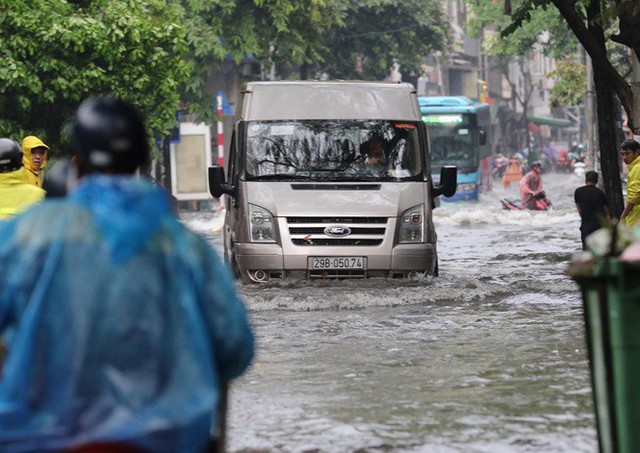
[225,244,241,278]
[224,247,237,277]
[229,246,252,284]
[237,268,252,285]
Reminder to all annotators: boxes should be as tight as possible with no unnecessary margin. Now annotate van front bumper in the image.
[235,242,437,281]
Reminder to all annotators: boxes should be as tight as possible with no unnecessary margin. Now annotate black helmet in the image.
[71,96,149,173]
[531,161,542,169]
[0,138,23,173]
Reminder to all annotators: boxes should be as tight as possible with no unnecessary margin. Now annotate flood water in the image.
[184,172,598,452]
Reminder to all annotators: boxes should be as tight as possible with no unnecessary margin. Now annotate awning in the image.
[527,115,573,128]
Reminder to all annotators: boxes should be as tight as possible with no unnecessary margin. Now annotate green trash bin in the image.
[569,258,640,453]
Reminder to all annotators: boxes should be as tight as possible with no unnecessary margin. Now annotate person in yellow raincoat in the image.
[0,138,45,221]
[502,153,523,188]
[21,135,50,188]
[620,139,640,227]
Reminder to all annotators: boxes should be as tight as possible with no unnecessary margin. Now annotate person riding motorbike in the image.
[492,153,508,179]
[502,153,524,188]
[556,150,572,173]
[519,161,544,210]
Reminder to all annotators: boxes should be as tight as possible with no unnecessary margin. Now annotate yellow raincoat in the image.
[21,136,50,188]
[625,155,640,227]
[0,166,45,220]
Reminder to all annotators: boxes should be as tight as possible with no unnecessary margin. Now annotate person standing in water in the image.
[574,170,610,250]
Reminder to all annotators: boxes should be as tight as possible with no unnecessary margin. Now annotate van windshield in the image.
[244,120,423,181]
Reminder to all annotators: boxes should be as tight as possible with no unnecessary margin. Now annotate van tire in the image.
[238,268,252,285]
[229,245,253,284]
[433,254,439,277]
[225,243,241,279]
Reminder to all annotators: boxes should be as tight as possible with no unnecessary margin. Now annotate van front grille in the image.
[287,216,388,247]
[292,238,382,246]
[289,227,386,235]
[287,217,387,224]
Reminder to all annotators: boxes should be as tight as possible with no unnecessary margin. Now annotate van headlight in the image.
[399,204,424,243]
[249,204,276,243]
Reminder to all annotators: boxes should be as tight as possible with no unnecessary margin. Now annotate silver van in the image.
[209,81,456,283]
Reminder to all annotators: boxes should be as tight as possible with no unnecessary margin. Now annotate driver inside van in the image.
[360,134,387,174]
[361,134,388,166]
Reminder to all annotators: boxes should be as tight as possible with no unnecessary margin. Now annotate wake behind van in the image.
[209,81,456,283]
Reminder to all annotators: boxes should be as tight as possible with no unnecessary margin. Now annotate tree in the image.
[170,0,449,121]
[317,0,450,81]
[546,60,587,108]
[467,0,578,154]
[177,0,343,121]
[505,0,640,217]
[0,0,189,151]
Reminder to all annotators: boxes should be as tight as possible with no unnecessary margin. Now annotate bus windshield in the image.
[244,120,423,181]
[424,113,477,170]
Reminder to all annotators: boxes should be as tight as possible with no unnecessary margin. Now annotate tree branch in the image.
[549,0,633,117]
[610,0,640,59]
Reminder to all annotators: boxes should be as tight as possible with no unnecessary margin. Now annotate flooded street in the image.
[185,172,598,452]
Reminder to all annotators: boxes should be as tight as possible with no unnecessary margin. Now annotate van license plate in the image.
[310,257,365,270]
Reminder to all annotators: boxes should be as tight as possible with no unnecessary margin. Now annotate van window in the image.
[244,120,423,181]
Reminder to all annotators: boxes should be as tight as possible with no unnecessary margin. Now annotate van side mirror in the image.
[432,165,457,198]
[478,127,487,146]
[208,166,236,198]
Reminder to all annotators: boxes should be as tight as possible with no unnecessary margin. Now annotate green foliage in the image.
[546,60,586,107]
[317,0,450,80]
[1,0,450,147]
[467,0,576,58]
[0,0,189,151]
[177,0,343,122]
[178,0,448,117]
[497,0,637,120]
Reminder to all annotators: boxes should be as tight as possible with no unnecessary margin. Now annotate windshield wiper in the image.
[246,174,313,181]
[335,175,387,182]
[303,166,344,172]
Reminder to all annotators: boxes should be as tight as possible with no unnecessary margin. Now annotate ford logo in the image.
[324,225,351,237]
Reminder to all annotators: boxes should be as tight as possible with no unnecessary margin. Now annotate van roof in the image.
[241,81,421,121]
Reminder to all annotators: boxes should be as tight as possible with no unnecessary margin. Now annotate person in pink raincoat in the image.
[519,161,543,210]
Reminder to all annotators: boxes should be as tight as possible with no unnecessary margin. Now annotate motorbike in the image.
[492,154,509,180]
[538,153,554,174]
[555,151,572,173]
[500,191,552,211]
[573,161,587,177]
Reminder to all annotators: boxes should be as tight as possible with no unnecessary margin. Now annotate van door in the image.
[223,129,240,272]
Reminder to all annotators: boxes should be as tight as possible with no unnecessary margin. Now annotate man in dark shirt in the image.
[574,170,610,250]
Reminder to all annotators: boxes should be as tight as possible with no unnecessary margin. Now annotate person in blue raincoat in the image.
[0,97,254,453]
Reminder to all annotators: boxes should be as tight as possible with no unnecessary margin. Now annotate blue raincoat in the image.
[0,175,254,452]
